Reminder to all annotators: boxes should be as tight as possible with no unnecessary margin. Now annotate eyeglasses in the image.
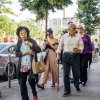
[72,27,76,30]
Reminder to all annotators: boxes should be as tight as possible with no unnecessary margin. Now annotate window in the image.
[0,44,7,51]
[8,46,16,54]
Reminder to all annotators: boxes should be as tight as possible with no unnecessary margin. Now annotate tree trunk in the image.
[45,10,48,39]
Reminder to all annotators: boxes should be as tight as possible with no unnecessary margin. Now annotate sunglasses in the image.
[47,34,51,35]
[77,28,83,29]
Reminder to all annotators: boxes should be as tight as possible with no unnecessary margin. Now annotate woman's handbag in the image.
[32,52,45,74]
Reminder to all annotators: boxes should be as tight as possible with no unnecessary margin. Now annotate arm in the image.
[78,36,84,53]
[49,39,58,50]
[56,36,64,60]
[86,35,93,52]
[27,38,41,53]
[16,40,31,57]
[16,40,22,57]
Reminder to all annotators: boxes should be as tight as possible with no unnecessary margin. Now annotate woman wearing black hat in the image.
[16,26,41,100]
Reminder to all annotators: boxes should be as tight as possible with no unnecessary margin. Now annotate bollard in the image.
[4,48,16,88]
[57,60,59,91]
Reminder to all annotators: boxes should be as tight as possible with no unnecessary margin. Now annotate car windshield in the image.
[0,44,7,51]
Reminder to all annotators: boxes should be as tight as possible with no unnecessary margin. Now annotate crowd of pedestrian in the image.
[1,22,99,100]
[16,23,99,100]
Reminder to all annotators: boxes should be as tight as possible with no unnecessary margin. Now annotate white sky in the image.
[49,0,78,19]
[9,0,77,22]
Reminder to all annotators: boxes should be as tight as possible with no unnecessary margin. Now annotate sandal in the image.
[37,84,44,89]
[51,83,55,87]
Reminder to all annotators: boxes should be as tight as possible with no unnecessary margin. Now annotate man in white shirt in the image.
[56,23,84,97]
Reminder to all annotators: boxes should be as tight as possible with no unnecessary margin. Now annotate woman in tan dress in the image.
[37,28,58,89]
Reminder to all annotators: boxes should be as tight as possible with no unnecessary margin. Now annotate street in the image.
[0,57,100,100]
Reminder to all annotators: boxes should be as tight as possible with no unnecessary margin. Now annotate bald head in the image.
[67,23,76,30]
[67,23,77,36]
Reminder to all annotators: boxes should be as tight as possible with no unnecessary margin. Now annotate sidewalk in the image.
[0,56,100,100]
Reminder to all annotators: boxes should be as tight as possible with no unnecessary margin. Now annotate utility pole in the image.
[63,7,65,18]
[45,10,48,39]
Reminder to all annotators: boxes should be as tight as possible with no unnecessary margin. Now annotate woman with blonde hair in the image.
[77,25,94,86]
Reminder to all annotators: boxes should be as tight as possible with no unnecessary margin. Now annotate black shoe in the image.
[37,84,44,89]
[76,87,81,92]
[70,78,74,83]
[63,91,71,97]
[79,81,82,84]
[51,84,55,87]
[82,82,86,86]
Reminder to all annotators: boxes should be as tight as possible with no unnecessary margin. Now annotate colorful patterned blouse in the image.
[20,42,31,72]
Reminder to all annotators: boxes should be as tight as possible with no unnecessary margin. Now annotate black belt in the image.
[64,52,79,55]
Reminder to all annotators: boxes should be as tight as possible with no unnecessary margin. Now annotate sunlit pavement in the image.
[0,56,100,100]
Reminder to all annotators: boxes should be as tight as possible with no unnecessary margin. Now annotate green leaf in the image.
[76,0,100,35]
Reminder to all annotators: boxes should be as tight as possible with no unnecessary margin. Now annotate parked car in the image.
[0,42,18,77]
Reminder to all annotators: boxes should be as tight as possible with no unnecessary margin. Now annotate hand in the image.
[22,50,29,55]
[27,50,34,55]
[45,40,50,45]
[73,48,81,53]
[56,54,60,61]
[24,41,32,47]
[73,48,78,52]
[22,50,34,55]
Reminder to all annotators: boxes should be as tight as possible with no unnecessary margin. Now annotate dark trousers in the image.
[0,90,1,97]
[19,72,37,100]
[60,49,63,64]
[80,53,89,83]
[88,53,92,68]
[62,52,80,92]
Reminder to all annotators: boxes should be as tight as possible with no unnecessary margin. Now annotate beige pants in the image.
[39,49,58,84]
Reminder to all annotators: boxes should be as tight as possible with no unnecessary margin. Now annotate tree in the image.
[76,0,100,35]
[19,0,72,38]
[18,19,45,40]
[0,0,18,39]
[0,15,18,36]
[0,0,15,15]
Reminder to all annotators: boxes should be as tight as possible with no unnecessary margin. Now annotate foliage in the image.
[18,0,72,21]
[0,0,15,15]
[18,19,45,40]
[0,15,44,40]
[54,27,67,39]
[0,15,18,36]
[0,0,11,5]
[76,0,100,35]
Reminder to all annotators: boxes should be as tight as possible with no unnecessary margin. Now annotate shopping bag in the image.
[32,52,45,74]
